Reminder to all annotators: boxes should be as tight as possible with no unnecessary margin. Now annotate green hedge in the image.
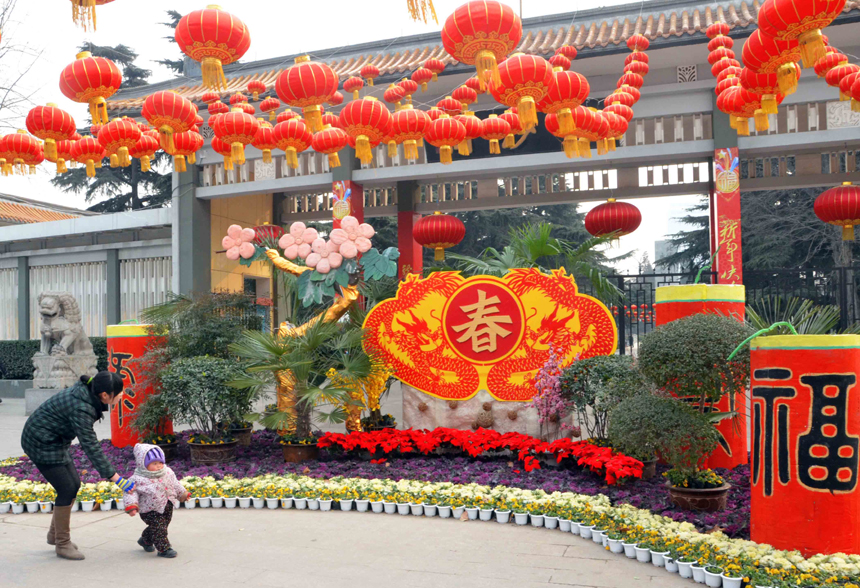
[0,338,108,380]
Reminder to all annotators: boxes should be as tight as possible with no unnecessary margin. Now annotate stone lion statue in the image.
[32,292,97,389]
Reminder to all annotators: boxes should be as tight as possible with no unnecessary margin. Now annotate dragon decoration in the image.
[363,268,617,402]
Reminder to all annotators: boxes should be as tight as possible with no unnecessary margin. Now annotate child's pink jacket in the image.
[123,443,187,515]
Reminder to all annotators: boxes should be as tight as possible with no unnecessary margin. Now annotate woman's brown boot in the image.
[47,509,77,549]
[53,505,85,560]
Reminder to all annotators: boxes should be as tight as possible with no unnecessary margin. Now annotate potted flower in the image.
[437,495,452,519]
[691,561,707,584]
[720,563,744,588]
[362,412,397,432]
[317,487,333,511]
[228,420,254,447]
[527,501,544,528]
[605,531,625,554]
[703,565,723,588]
[77,486,96,512]
[142,432,179,463]
[543,505,559,530]
[23,489,39,514]
[494,498,511,525]
[38,486,55,513]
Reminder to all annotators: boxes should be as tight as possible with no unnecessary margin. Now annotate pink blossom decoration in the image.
[305,238,343,274]
[222,224,258,261]
[330,215,375,259]
[277,222,319,260]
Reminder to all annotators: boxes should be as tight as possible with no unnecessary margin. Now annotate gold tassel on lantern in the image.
[188,152,197,165]
[201,56,228,91]
[798,29,826,69]
[139,156,151,172]
[458,139,471,156]
[44,139,57,161]
[434,247,444,261]
[173,155,187,173]
[558,109,575,135]
[417,137,424,148]
[268,111,277,122]
[355,135,373,164]
[406,0,438,24]
[736,117,750,136]
[608,137,617,152]
[489,139,500,154]
[327,152,341,168]
[388,140,397,158]
[302,105,323,133]
[777,63,799,94]
[503,133,515,149]
[562,136,579,159]
[29,164,36,175]
[597,139,608,156]
[262,149,272,164]
[231,142,246,165]
[223,155,234,170]
[109,153,119,168]
[285,147,298,169]
[475,50,502,91]
[843,225,855,241]
[404,140,419,161]
[89,97,109,125]
[158,126,175,153]
[439,145,453,164]
[95,158,103,169]
[579,137,592,158]
[517,97,538,131]
[754,109,769,132]
[85,159,96,177]
[118,146,130,167]
[729,115,738,130]
[761,95,778,115]
[56,159,68,174]
[71,0,98,31]
[852,98,860,113]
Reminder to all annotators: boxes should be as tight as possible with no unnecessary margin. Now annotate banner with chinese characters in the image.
[713,147,743,284]
[363,269,617,402]
[750,335,860,556]
[107,324,172,448]
[332,181,363,228]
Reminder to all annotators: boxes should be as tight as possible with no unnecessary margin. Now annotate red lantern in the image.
[260,97,281,122]
[624,61,649,77]
[464,76,485,95]
[247,80,267,101]
[170,130,204,172]
[627,34,650,53]
[398,79,418,105]
[545,113,578,158]
[757,0,847,68]
[230,93,249,106]
[321,113,341,128]
[98,118,141,167]
[212,107,260,166]
[50,138,78,174]
[251,121,277,164]
[175,5,251,90]
[129,133,159,173]
[412,68,433,92]
[201,91,221,105]
[840,72,860,110]
[742,30,802,94]
[452,85,478,111]
[277,110,300,124]
[435,96,461,117]
[826,63,860,100]
[425,115,466,164]
[537,69,590,134]
[238,102,256,115]
[441,1,522,90]
[312,125,349,168]
[625,52,649,66]
[208,101,229,116]
[0,131,42,175]
[815,51,847,77]
[481,114,511,155]
[70,135,105,177]
[70,0,115,30]
[568,106,597,158]
[555,45,578,61]
[339,97,392,165]
[413,211,466,261]
[384,84,406,109]
[490,54,553,130]
[617,72,644,91]
[605,90,635,108]
[360,63,380,86]
[211,136,235,170]
[328,91,344,107]
[25,104,76,162]
[708,35,734,52]
[498,109,522,149]
[424,58,445,81]
[549,54,571,71]
[426,107,444,122]
[454,112,483,156]
[142,91,198,152]
[343,76,365,100]
[740,68,795,114]
[59,51,122,125]
[815,182,860,240]
[391,106,431,161]
[602,110,628,151]
[708,47,736,65]
[585,198,642,239]
[275,55,338,132]
[273,118,313,169]
[604,102,633,123]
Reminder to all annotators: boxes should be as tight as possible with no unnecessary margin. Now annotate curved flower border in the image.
[2,471,859,586]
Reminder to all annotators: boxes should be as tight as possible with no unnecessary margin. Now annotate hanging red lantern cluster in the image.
[170,129,204,172]
[25,104,76,162]
[413,211,465,261]
[98,118,141,168]
[175,5,251,91]
[585,198,642,240]
[338,97,392,165]
[312,124,349,168]
[141,91,198,152]
[212,107,260,166]
[274,118,313,169]
[391,105,430,161]
[0,130,43,176]
[276,56,338,132]
[814,182,860,240]
[757,0,846,69]
[59,51,122,125]
[489,54,553,131]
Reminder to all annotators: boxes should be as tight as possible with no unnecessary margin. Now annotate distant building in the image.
[0,194,94,227]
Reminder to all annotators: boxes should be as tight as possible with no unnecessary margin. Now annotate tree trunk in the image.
[130,160,142,210]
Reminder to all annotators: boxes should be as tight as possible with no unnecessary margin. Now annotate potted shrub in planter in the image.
[608,393,672,479]
[279,433,320,463]
[362,412,397,432]
[226,420,254,447]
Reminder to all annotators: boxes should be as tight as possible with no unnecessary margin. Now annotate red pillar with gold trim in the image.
[332,180,363,226]
[750,335,860,556]
[713,147,743,284]
[395,180,423,278]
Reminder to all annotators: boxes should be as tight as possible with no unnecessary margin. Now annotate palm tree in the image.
[228,318,372,438]
[446,222,626,301]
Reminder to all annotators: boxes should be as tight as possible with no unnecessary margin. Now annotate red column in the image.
[397,211,423,278]
[713,147,743,284]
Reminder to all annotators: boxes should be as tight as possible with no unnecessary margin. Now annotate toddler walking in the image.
[124,443,189,558]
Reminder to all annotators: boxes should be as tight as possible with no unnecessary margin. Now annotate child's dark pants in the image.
[140,501,173,552]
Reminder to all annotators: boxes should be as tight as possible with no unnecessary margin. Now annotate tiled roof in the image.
[0,195,88,225]
[106,0,860,113]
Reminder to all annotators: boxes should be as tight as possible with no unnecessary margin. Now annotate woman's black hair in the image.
[81,372,123,420]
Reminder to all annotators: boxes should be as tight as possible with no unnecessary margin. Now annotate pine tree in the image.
[78,42,151,88]
[156,10,184,75]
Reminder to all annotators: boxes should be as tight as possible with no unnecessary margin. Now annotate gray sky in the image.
[1,0,699,272]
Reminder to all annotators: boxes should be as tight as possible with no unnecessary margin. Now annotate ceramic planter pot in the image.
[25,501,39,513]
[280,497,294,509]
[71,501,80,512]
[479,508,494,521]
[185,499,196,509]
[396,503,410,515]
[591,529,604,544]
[438,505,452,518]
[665,557,679,573]
[668,483,731,513]
[495,510,511,524]
[423,504,437,517]
[238,497,252,509]
[98,500,112,512]
[81,501,95,512]
[356,500,369,512]
[452,506,465,519]
[641,458,658,479]
[465,507,479,520]
[224,497,238,509]
[340,499,354,512]
[635,546,652,563]
[189,441,237,466]
[281,444,319,463]
[371,501,385,513]
[559,519,571,532]
[721,574,743,588]
[0,502,12,514]
[265,498,279,509]
[39,501,53,514]
[295,498,308,510]
[704,568,723,587]
[12,503,25,514]
[622,542,637,559]
[383,502,397,514]
[677,560,695,579]
[410,503,423,516]
[570,522,582,535]
[157,441,179,463]
[308,499,321,511]
[252,497,265,509]
[513,512,529,525]
[691,564,706,584]
[607,539,624,554]
[198,497,211,508]
[319,499,333,512]
[579,524,594,539]
[116,499,125,510]
[231,426,253,447]
[544,516,559,530]
[211,497,224,508]
[530,514,544,528]
[651,550,669,567]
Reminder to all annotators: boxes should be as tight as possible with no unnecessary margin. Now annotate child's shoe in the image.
[157,548,177,558]
[137,537,155,553]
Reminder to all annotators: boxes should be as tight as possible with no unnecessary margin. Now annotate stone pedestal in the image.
[25,388,62,416]
[32,354,96,390]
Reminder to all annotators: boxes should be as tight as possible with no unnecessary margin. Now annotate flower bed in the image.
[319,428,644,485]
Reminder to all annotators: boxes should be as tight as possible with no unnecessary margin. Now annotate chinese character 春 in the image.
[452,289,513,353]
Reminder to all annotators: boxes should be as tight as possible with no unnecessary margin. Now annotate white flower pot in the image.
[704,569,723,588]
[280,497,294,509]
[340,499,353,512]
[308,499,320,510]
[438,505,452,519]
[266,498,279,509]
[184,499,196,509]
[238,497,251,509]
[252,497,265,509]
[651,551,669,567]
[692,564,706,584]
[465,507,479,520]
[544,516,559,530]
[319,499,333,511]
[530,514,544,527]
[559,519,571,532]
[211,497,224,508]
[721,574,742,588]
[479,508,494,521]
[635,546,652,563]
[570,522,582,535]
[81,501,95,512]
[116,499,125,510]
[383,502,396,514]
[591,529,604,544]
[495,510,511,524]
[665,558,679,573]
[225,497,238,509]
[602,534,609,548]
[199,497,212,508]
[607,539,624,554]
[294,498,308,510]
[513,512,529,525]
[623,543,637,559]
[25,501,39,513]
[356,500,369,512]
[397,503,410,515]
[677,560,695,579]
[579,524,594,539]
[0,502,12,514]
[99,500,113,512]
[409,503,423,516]
[12,503,25,514]
[452,506,465,519]
[71,501,80,512]
[423,504,437,517]
[372,501,385,514]
[39,501,53,514]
